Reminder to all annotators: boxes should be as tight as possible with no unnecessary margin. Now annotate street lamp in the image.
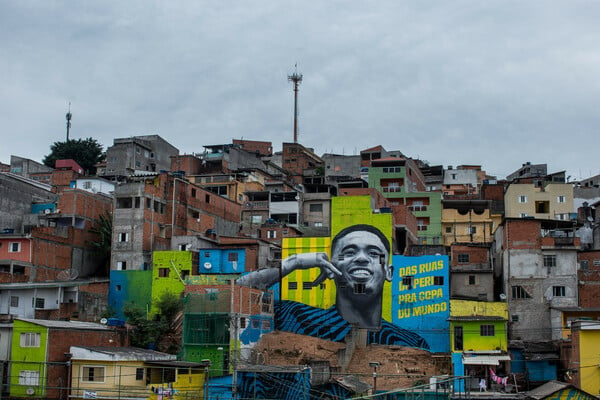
[369,362,380,394]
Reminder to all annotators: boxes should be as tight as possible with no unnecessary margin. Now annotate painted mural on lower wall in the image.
[238,223,450,353]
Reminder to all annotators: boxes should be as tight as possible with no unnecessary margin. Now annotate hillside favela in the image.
[2,129,600,400]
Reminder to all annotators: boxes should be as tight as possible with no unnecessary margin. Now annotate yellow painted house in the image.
[69,346,209,400]
[449,300,509,392]
[567,320,600,396]
[442,200,496,246]
[504,183,574,220]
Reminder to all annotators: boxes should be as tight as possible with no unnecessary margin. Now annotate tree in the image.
[43,137,104,174]
[123,292,183,353]
[87,211,112,276]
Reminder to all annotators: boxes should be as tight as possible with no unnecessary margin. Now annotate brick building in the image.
[111,172,241,272]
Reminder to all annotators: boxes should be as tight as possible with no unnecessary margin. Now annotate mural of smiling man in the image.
[237,224,430,350]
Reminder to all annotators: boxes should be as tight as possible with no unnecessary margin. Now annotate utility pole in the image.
[65,102,72,141]
[288,65,303,143]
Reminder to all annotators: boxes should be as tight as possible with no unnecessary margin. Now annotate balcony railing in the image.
[383,187,401,193]
[408,205,428,212]
[243,201,269,210]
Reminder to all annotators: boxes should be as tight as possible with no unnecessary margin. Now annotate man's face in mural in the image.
[331,230,393,296]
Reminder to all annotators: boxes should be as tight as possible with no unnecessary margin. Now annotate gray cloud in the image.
[1,1,599,179]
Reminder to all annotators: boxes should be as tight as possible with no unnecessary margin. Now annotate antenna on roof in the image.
[288,64,303,143]
[66,102,72,142]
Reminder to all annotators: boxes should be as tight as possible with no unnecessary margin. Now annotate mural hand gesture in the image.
[282,252,341,287]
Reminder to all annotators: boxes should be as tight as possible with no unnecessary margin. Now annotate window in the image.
[457,254,470,263]
[402,276,414,289]
[82,366,105,382]
[445,226,452,233]
[288,282,298,290]
[267,230,277,239]
[158,268,170,278]
[593,259,600,267]
[118,232,129,242]
[309,203,323,212]
[178,243,188,251]
[9,242,21,253]
[33,298,45,309]
[228,253,238,262]
[520,213,529,218]
[191,188,197,197]
[557,195,566,203]
[83,181,92,189]
[20,333,40,347]
[19,370,40,386]
[535,201,550,214]
[580,260,589,270]
[468,275,476,285]
[468,226,477,234]
[251,215,263,224]
[544,255,556,268]
[480,325,495,336]
[240,317,246,329]
[117,261,127,271]
[511,315,519,322]
[116,197,133,208]
[553,286,566,297]
[302,282,313,290]
[10,296,19,307]
[136,368,144,380]
[454,326,463,351]
[434,276,444,286]
[518,195,528,203]
[512,285,531,299]
[382,166,401,173]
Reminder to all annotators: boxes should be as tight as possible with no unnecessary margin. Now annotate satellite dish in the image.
[57,269,79,281]
[499,293,507,300]
[26,387,35,396]
[204,262,212,270]
[100,318,108,325]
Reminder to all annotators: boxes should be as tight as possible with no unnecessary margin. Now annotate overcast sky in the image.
[2,1,599,180]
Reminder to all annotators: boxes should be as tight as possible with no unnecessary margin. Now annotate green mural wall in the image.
[151,251,193,316]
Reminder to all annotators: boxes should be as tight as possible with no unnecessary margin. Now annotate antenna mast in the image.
[287,65,303,143]
[66,102,72,141]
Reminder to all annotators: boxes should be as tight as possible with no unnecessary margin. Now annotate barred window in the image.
[480,325,495,336]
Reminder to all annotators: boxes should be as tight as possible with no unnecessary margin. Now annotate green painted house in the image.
[9,319,125,399]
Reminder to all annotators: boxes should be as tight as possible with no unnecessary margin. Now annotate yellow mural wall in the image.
[281,196,394,321]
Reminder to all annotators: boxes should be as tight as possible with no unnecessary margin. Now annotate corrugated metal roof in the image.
[18,318,109,330]
[526,380,570,399]
[462,354,511,365]
[448,316,506,321]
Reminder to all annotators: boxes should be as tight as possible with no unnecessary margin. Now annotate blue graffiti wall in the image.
[391,255,450,353]
[108,270,153,319]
